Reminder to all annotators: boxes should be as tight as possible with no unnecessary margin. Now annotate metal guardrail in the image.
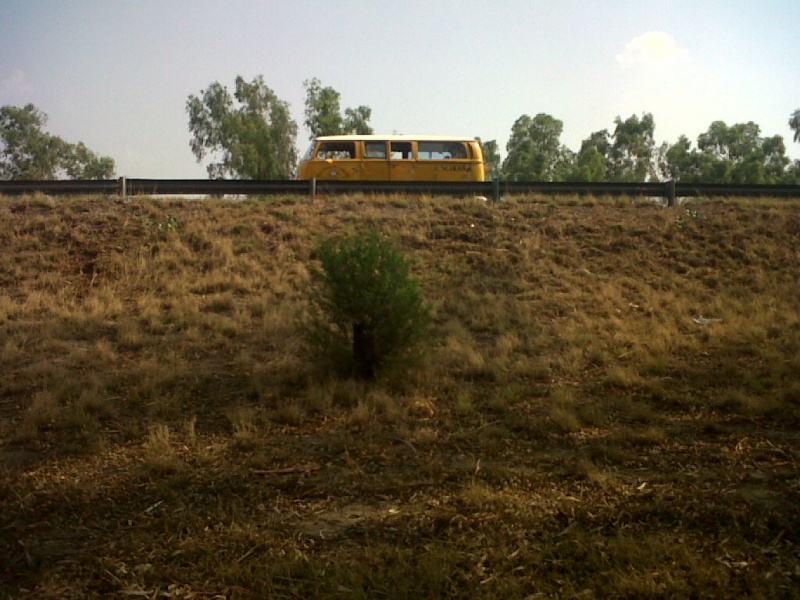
[0,179,119,195]
[1,177,799,205]
[673,183,800,198]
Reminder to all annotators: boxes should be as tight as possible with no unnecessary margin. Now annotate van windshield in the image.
[316,142,356,160]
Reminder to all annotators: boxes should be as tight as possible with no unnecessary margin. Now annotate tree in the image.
[303,78,342,137]
[790,108,800,144]
[0,104,115,180]
[660,135,704,182]
[565,130,610,181]
[697,120,789,184]
[583,129,612,159]
[608,113,656,181]
[658,121,792,184]
[502,113,571,181]
[303,78,373,139]
[343,106,373,135]
[63,142,116,180]
[567,145,607,182]
[785,160,800,184]
[305,229,430,380]
[478,139,501,181]
[783,107,800,184]
[187,75,297,179]
[761,135,790,182]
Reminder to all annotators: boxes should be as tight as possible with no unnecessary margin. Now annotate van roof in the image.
[314,134,478,142]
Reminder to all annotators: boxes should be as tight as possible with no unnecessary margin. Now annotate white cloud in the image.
[0,69,35,98]
[616,32,688,68]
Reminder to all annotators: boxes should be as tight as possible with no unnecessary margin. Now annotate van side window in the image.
[418,141,468,159]
[390,142,413,159]
[365,141,387,159]
[316,142,356,160]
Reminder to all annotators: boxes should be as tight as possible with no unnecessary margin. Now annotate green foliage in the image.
[674,207,700,230]
[186,75,298,179]
[156,215,181,233]
[660,121,793,184]
[660,134,702,182]
[62,141,116,180]
[608,113,656,182]
[561,113,796,184]
[303,78,373,139]
[306,229,430,380]
[478,138,501,181]
[0,104,115,180]
[303,78,343,138]
[502,113,572,182]
[789,108,800,144]
[567,145,607,182]
[343,106,373,135]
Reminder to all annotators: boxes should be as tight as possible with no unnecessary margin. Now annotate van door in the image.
[415,141,472,181]
[310,141,358,179]
[389,141,415,181]
[359,141,390,180]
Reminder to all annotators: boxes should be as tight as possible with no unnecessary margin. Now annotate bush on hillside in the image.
[305,228,430,380]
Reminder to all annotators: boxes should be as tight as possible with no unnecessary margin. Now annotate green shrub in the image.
[305,228,430,379]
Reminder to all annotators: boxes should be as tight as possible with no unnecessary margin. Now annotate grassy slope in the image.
[1,194,799,598]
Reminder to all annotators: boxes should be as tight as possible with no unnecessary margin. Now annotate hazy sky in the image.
[1,0,798,178]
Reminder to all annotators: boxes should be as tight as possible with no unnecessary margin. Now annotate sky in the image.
[1,0,798,178]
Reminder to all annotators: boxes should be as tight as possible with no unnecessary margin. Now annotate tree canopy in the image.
[303,78,373,139]
[498,110,798,184]
[567,145,607,182]
[502,113,571,182]
[478,139,501,181]
[656,121,792,184]
[187,75,298,179]
[608,113,656,182]
[0,104,115,180]
[790,109,800,144]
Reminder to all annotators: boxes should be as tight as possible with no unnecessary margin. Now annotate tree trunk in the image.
[352,322,376,380]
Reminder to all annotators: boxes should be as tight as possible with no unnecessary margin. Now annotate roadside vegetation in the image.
[1,193,799,598]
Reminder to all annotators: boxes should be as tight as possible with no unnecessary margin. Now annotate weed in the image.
[675,207,700,230]
[605,364,644,389]
[149,214,181,234]
[549,388,582,433]
[17,391,60,441]
[347,398,374,428]
[272,400,306,426]
[454,390,475,416]
[143,423,183,474]
[184,415,198,446]
[227,404,260,438]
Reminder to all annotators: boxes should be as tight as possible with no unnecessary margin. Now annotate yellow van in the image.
[297,135,485,182]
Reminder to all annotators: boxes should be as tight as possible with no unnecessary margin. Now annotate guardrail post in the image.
[666,179,676,207]
[310,178,316,202]
[492,177,500,203]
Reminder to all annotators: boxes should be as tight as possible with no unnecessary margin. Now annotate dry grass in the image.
[1,194,800,598]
